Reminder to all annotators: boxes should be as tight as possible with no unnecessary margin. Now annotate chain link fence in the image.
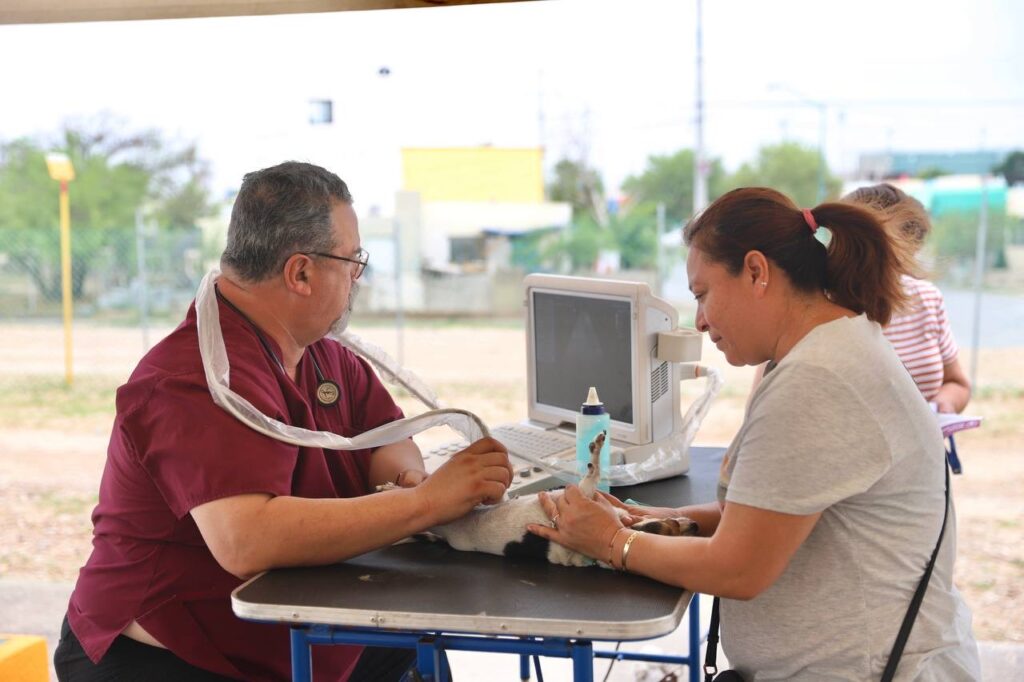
[0,225,206,322]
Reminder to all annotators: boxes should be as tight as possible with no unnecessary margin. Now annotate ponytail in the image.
[812,202,910,325]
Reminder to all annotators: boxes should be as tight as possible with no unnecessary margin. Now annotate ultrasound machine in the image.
[423,274,704,496]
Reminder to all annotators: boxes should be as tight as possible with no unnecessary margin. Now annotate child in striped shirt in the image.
[843,183,971,413]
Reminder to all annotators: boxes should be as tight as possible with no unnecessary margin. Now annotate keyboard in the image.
[424,423,577,497]
[491,423,576,460]
[425,423,629,496]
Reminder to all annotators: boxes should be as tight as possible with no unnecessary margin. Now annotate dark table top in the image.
[612,445,723,508]
[232,446,725,641]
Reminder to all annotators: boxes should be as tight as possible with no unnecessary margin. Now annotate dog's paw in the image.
[629,516,699,537]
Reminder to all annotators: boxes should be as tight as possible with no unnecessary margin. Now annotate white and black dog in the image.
[423,431,698,567]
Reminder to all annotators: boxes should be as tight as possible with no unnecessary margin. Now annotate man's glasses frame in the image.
[304,248,369,279]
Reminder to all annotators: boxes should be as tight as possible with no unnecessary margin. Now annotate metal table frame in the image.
[279,598,702,682]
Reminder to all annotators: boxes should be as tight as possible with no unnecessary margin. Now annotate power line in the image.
[711,98,1024,109]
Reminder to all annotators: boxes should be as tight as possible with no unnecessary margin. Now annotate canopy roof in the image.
[0,0,530,25]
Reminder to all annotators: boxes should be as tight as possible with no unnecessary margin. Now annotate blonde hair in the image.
[842,183,930,252]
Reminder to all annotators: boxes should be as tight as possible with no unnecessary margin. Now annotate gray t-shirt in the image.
[719,315,980,681]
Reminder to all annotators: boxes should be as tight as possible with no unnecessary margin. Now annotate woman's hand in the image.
[527,485,624,563]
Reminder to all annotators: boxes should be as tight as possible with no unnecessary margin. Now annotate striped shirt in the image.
[883,276,958,402]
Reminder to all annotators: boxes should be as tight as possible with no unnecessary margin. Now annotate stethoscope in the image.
[216,287,341,408]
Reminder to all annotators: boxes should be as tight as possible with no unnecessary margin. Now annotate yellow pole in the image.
[59,180,73,386]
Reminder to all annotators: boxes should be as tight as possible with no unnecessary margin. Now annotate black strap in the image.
[946,435,963,474]
[703,596,721,682]
[881,458,951,682]
[702,458,951,682]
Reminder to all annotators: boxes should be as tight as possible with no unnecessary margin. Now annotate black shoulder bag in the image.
[703,461,951,682]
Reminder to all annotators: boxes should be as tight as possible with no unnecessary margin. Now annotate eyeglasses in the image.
[304,248,369,280]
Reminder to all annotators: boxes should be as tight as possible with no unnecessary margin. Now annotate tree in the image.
[609,203,659,270]
[621,149,728,225]
[930,210,1008,270]
[546,158,606,224]
[727,141,842,207]
[543,217,610,272]
[917,166,949,180]
[0,115,217,300]
[994,150,1024,186]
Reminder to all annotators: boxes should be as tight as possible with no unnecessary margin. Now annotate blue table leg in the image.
[416,638,438,681]
[688,593,701,682]
[520,653,531,680]
[438,646,452,681]
[570,640,594,682]
[412,636,453,682]
[290,627,313,682]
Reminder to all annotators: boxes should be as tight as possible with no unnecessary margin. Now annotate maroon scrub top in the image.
[67,296,405,681]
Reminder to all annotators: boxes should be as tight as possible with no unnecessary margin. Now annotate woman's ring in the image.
[551,514,561,529]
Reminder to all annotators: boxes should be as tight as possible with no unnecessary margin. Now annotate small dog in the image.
[424,431,699,567]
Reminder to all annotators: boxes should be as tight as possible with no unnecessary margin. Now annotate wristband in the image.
[607,527,628,569]
[620,530,642,572]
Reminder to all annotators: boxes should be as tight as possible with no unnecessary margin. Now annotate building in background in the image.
[360,146,571,314]
[857,150,1007,180]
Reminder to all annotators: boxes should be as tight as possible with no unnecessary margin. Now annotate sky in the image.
[1,0,1022,214]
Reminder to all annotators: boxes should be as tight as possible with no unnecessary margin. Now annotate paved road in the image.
[666,268,1024,350]
[945,288,1024,349]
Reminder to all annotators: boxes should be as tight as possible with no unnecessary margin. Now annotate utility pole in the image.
[815,101,827,203]
[969,172,988,389]
[135,208,151,351]
[692,0,708,216]
[380,65,404,366]
[537,68,546,176]
[656,202,666,297]
[769,84,827,203]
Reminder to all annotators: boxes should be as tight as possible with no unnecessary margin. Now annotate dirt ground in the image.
[1,321,1021,642]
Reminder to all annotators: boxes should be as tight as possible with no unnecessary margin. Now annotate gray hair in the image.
[221,161,353,282]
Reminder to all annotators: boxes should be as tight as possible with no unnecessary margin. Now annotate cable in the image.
[600,641,622,682]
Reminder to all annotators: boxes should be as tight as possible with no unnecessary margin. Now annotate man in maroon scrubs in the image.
[54,161,513,681]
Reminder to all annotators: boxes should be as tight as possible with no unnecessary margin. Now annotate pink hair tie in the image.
[802,208,818,233]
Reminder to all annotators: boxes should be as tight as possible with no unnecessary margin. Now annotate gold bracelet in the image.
[607,527,628,569]
[620,530,642,572]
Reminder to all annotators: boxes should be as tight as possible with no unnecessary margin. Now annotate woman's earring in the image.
[761,281,768,287]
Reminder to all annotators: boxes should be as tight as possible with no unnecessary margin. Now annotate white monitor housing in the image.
[524,274,681,458]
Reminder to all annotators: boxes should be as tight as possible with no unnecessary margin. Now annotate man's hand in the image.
[415,437,513,526]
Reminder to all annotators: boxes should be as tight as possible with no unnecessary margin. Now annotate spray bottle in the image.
[576,386,611,492]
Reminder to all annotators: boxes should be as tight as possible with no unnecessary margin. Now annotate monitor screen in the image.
[532,291,634,424]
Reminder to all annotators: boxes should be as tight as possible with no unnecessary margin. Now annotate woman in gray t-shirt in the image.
[528,187,980,681]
